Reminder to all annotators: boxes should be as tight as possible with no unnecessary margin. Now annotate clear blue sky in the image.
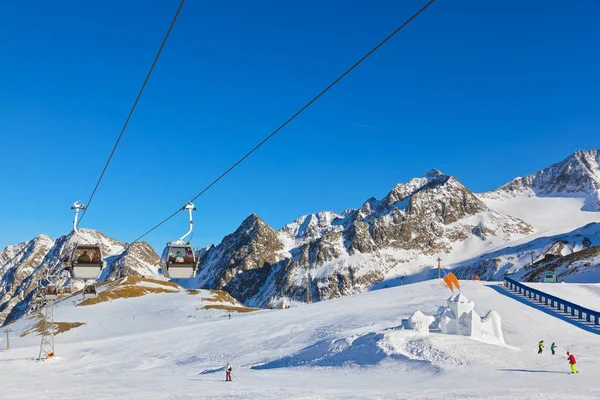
[1,0,599,252]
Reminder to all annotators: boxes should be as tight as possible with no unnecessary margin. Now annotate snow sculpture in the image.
[481,310,504,344]
[408,310,435,335]
[437,293,505,344]
[407,293,505,344]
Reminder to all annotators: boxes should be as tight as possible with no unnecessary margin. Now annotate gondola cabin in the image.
[70,245,104,280]
[83,284,97,299]
[45,284,58,300]
[160,244,197,279]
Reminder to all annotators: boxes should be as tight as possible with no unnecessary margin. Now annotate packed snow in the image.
[0,279,598,399]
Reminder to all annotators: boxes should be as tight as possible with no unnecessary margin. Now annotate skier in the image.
[551,342,557,355]
[538,340,544,354]
[567,351,579,374]
[225,362,233,381]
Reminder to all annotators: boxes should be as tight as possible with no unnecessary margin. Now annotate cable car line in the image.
[77,0,186,227]
[30,1,437,358]
[127,0,437,247]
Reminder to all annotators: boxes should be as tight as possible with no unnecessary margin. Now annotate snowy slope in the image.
[452,223,600,281]
[0,279,599,399]
[478,149,600,240]
[480,195,600,236]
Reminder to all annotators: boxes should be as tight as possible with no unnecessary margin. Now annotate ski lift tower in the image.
[38,272,67,360]
[529,251,535,267]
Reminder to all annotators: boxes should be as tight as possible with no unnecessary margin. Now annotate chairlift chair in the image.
[160,203,198,279]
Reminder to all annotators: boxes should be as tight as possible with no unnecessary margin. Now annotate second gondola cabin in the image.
[83,284,97,299]
[45,284,58,300]
[70,245,104,280]
[160,244,197,279]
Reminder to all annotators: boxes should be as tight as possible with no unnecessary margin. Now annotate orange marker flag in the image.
[443,274,454,292]
[447,273,461,292]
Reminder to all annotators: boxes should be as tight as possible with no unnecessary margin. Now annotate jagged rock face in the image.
[197,170,532,308]
[341,171,531,256]
[0,235,57,325]
[197,214,285,295]
[0,229,161,326]
[483,149,600,210]
[281,211,342,244]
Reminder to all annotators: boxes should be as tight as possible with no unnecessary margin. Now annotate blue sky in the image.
[1,0,599,252]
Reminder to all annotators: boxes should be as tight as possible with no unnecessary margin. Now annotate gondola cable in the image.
[127,0,437,247]
[77,0,186,227]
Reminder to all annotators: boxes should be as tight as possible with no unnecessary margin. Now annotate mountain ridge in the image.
[2,149,600,321]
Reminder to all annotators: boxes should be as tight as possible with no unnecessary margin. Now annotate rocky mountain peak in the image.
[196,213,285,292]
[383,169,450,207]
[281,211,341,242]
[228,213,275,243]
[490,149,600,196]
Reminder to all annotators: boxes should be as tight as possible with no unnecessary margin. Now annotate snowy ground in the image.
[0,279,599,399]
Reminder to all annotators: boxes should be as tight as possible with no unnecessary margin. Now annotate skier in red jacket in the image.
[567,351,579,374]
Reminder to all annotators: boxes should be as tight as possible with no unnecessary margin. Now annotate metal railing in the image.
[504,277,600,326]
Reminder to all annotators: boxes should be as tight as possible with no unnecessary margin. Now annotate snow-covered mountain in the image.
[453,223,600,282]
[2,149,600,317]
[459,149,600,281]
[481,149,600,211]
[0,229,160,325]
[194,170,532,308]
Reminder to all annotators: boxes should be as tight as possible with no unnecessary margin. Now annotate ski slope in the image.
[0,278,598,399]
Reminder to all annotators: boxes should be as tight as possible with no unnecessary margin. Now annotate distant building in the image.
[542,271,557,283]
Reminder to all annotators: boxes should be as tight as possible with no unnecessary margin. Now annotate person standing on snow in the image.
[551,342,557,355]
[538,340,544,354]
[567,351,579,374]
[225,362,233,381]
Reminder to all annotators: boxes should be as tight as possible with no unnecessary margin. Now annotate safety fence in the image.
[504,277,600,326]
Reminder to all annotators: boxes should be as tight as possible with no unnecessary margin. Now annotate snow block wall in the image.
[408,310,435,335]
